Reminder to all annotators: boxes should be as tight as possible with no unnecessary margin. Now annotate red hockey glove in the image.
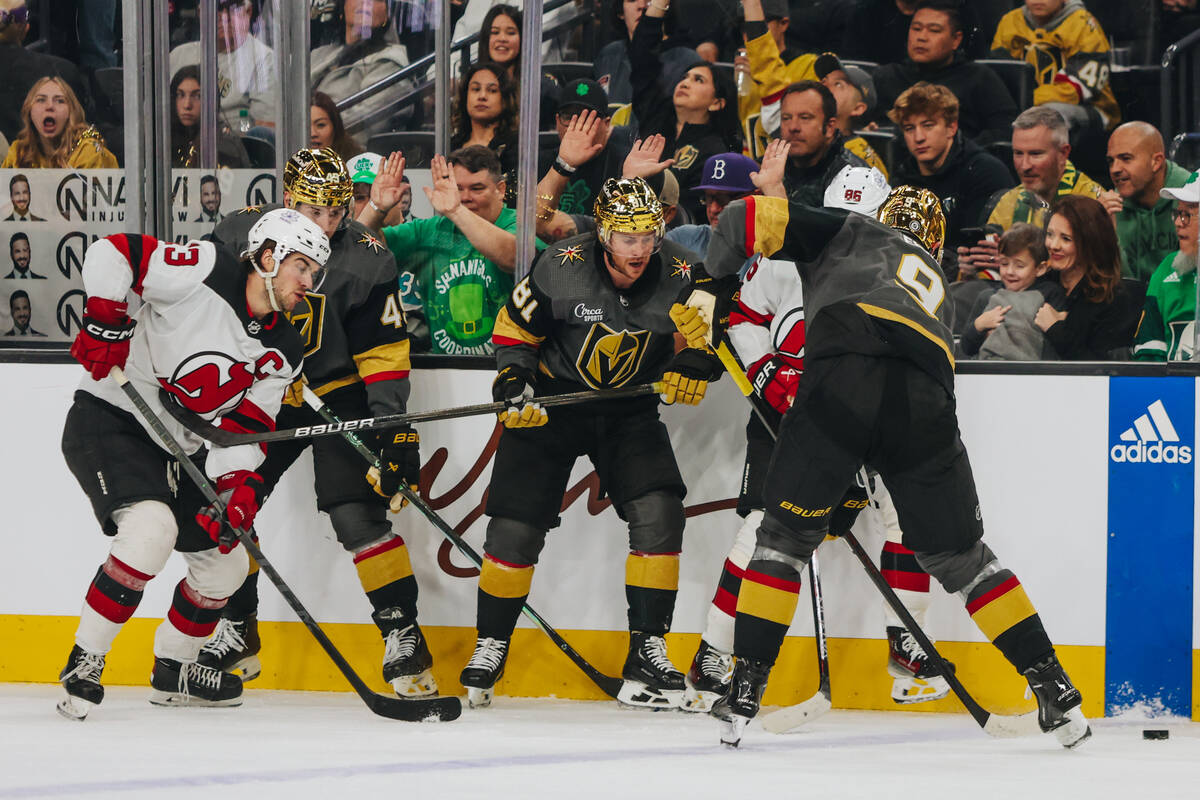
[195,470,265,553]
[70,297,136,380]
[747,355,800,415]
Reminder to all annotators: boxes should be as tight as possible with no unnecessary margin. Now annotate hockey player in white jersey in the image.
[57,209,329,720]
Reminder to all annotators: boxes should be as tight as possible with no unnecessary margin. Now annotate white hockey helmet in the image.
[243,208,332,310]
[824,165,891,217]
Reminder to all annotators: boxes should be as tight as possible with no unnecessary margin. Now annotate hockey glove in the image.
[195,470,265,553]
[660,347,722,406]
[493,365,548,428]
[747,355,800,415]
[827,482,870,538]
[366,427,421,513]
[70,297,136,380]
[669,302,709,349]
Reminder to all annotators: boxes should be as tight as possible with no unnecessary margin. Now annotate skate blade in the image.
[891,675,950,704]
[465,686,494,709]
[719,714,750,748]
[148,689,243,708]
[680,686,726,713]
[56,696,96,721]
[1053,707,1092,749]
[223,654,262,683]
[617,680,684,710]
[390,669,438,698]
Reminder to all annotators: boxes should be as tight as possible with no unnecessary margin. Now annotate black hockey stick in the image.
[713,349,1040,738]
[110,367,461,723]
[299,385,627,700]
[161,382,665,447]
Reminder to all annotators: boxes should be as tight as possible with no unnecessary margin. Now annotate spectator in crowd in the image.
[786,0,852,55]
[813,55,889,176]
[1133,172,1200,361]
[773,80,866,207]
[632,0,741,221]
[348,151,409,226]
[1162,0,1200,42]
[4,289,42,336]
[451,62,519,202]
[888,82,1011,277]
[1036,195,1141,359]
[665,150,761,258]
[536,82,630,217]
[5,174,42,221]
[958,106,1103,279]
[359,146,546,356]
[5,232,42,278]
[991,0,1120,137]
[169,0,276,131]
[392,0,467,62]
[593,0,696,106]
[735,0,818,160]
[196,175,223,223]
[871,0,1018,143]
[842,0,917,65]
[2,77,117,168]
[310,0,413,137]
[1101,121,1194,282]
[0,0,91,142]
[310,90,364,164]
[960,223,1063,359]
[478,4,520,80]
[169,65,251,168]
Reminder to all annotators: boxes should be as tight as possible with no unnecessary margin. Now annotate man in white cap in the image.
[1133,171,1200,361]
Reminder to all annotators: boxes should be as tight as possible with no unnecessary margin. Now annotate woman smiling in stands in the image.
[451,62,519,199]
[3,76,117,168]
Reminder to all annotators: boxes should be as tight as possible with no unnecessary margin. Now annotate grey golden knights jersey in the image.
[210,205,413,416]
[492,234,699,391]
[705,196,956,392]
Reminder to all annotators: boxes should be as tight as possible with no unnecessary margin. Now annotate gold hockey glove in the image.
[493,365,548,428]
[660,347,722,406]
[669,302,709,349]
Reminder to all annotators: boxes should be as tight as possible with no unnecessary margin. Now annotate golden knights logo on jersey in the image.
[575,323,651,389]
[287,292,326,357]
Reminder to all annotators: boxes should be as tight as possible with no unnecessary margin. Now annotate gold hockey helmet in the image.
[594,177,665,252]
[876,186,946,262]
[283,147,353,207]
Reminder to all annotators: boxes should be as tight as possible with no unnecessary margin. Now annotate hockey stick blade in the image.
[160,383,664,447]
[300,387,626,700]
[760,686,832,734]
[111,368,461,723]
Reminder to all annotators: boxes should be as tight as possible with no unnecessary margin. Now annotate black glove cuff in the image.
[666,347,723,381]
[82,315,136,342]
[493,364,536,402]
[376,426,420,451]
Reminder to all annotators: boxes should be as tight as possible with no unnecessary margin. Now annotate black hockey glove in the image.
[493,365,547,428]
[660,347,722,406]
[367,426,421,513]
[827,481,870,538]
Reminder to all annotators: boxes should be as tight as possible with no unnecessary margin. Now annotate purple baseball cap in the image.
[692,153,759,194]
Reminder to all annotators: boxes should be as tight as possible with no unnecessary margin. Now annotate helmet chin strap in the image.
[253,246,286,313]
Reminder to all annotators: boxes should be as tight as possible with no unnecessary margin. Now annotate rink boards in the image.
[1,363,1196,720]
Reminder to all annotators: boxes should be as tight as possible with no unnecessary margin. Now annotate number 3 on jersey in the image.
[511,276,539,323]
[895,253,945,317]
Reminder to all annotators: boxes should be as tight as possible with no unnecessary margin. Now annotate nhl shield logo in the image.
[287,292,326,357]
[576,323,650,389]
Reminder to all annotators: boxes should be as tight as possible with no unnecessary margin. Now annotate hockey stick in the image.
[299,385,627,700]
[160,382,665,447]
[110,367,461,723]
[713,350,1041,738]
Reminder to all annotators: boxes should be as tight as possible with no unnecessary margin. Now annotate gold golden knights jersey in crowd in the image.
[706,196,955,392]
[492,235,699,391]
[991,1,1121,128]
[210,205,413,415]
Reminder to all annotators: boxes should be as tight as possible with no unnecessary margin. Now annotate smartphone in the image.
[959,226,987,243]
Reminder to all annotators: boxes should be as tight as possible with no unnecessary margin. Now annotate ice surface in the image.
[1,684,1195,799]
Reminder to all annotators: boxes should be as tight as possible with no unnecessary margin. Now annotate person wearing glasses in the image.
[1133,172,1200,361]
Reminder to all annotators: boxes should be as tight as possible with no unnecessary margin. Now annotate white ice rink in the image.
[1,684,1196,799]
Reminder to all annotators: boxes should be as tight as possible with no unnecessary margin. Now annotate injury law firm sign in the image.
[1106,377,1195,717]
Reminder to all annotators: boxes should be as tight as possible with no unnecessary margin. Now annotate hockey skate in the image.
[460,637,509,708]
[149,657,244,707]
[618,632,685,709]
[197,615,262,682]
[1024,655,1091,748]
[711,657,772,747]
[374,608,437,698]
[57,645,106,721]
[886,626,952,704]
[681,638,733,712]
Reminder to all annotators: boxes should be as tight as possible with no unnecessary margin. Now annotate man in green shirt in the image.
[1133,172,1199,361]
[360,146,545,355]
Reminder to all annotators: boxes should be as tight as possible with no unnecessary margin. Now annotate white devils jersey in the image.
[80,235,304,479]
[727,255,806,372]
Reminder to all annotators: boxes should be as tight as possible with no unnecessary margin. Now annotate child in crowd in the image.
[960,223,1065,359]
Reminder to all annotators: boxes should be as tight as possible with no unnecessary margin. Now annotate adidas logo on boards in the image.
[1110,399,1193,464]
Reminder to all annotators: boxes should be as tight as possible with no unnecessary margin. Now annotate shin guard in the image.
[477,556,534,640]
[353,536,419,619]
[625,551,680,635]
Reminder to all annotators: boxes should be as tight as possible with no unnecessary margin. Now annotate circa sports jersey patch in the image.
[556,244,586,266]
[575,323,651,390]
[570,300,608,323]
[671,257,692,280]
[287,292,326,358]
[674,145,699,170]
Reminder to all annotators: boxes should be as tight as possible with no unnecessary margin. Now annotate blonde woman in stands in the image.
[2,76,117,168]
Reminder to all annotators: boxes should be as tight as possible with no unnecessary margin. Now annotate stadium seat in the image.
[366,131,435,167]
[976,59,1034,109]
[239,135,275,169]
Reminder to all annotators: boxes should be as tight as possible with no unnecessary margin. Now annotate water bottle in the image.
[735,48,751,97]
[237,108,251,134]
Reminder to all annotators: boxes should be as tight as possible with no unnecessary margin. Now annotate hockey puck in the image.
[1143,729,1169,740]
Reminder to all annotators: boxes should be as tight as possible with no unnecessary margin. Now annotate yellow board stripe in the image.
[737,576,800,626]
[493,306,545,346]
[353,338,412,378]
[480,558,534,599]
[969,582,1038,642]
[353,540,413,593]
[856,302,956,369]
[625,553,680,591]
